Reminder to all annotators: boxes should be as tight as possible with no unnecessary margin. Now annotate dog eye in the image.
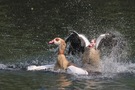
[55,38,59,41]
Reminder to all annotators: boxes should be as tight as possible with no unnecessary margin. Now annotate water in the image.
[0,0,135,90]
[0,70,135,90]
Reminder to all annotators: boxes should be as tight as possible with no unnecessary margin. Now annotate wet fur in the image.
[82,47,100,72]
[54,38,71,70]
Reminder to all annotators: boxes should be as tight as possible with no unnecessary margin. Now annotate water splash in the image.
[68,31,135,79]
[0,31,135,79]
[0,64,7,70]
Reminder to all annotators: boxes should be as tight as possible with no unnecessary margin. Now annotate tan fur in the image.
[55,54,70,70]
[54,38,70,70]
[89,48,100,66]
[58,39,66,54]
[82,47,100,72]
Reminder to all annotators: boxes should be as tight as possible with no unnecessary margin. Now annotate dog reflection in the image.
[57,75,72,90]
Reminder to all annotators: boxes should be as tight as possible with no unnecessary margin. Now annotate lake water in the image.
[0,0,135,90]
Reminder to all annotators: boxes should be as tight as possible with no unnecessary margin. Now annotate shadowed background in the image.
[0,0,135,62]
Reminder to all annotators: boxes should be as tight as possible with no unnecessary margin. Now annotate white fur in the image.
[67,65,88,75]
[95,33,109,49]
[78,34,90,47]
[27,64,88,76]
[54,39,61,45]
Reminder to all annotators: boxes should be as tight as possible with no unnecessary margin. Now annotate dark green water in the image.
[0,0,135,90]
[0,70,135,90]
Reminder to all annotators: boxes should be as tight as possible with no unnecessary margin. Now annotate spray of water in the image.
[0,31,135,79]
[73,31,135,79]
[100,31,130,74]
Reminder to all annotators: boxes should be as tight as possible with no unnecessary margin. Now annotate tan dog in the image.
[82,39,101,72]
[49,38,71,70]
